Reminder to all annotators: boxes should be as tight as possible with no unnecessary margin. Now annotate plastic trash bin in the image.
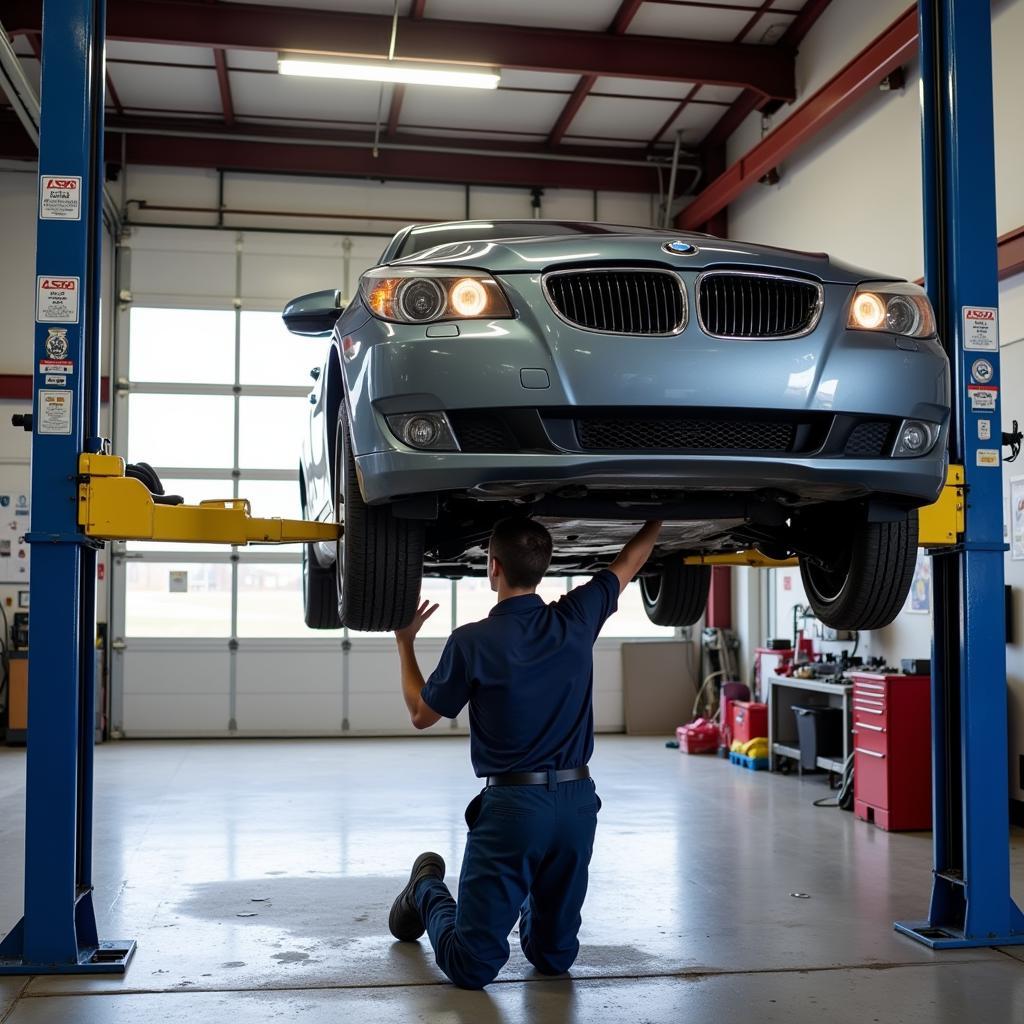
[791,705,844,771]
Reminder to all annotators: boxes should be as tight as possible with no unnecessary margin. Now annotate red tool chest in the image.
[851,672,931,831]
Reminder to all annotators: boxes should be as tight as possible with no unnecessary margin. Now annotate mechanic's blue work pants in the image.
[415,777,600,990]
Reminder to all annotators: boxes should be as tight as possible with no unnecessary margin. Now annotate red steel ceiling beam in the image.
[678,3,916,230]
[0,112,666,191]
[4,0,796,99]
[212,48,235,126]
[384,0,427,138]
[546,0,645,147]
[998,226,1024,282]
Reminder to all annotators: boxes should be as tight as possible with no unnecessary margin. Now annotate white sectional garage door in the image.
[109,226,673,738]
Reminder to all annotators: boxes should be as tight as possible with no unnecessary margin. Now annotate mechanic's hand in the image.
[394,599,439,643]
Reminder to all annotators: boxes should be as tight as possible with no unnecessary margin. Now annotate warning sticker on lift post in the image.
[37,390,73,435]
[963,306,998,351]
[968,384,997,411]
[39,175,82,220]
[36,277,79,323]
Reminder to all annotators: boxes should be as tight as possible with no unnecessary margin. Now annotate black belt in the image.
[486,766,590,788]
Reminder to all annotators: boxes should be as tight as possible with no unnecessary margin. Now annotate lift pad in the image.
[78,453,340,545]
[685,464,966,568]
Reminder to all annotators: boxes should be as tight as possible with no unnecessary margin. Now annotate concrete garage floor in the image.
[0,737,1020,1022]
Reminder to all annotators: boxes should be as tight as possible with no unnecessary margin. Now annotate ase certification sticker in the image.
[38,390,73,435]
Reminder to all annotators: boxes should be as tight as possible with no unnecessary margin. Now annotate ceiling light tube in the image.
[278,54,500,90]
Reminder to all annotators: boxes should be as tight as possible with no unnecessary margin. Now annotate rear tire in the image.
[799,510,918,630]
[335,411,424,632]
[301,475,341,630]
[640,560,711,627]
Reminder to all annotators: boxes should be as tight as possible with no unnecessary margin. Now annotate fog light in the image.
[894,419,939,458]
[406,416,439,447]
[386,412,459,451]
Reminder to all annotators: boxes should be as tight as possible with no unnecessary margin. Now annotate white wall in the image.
[726,0,1024,798]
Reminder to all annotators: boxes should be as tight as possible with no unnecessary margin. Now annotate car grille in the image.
[449,412,518,453]
[575,416,798,453]
[697,273,821,338]
[844,420,893,457]
[544,270,685,335]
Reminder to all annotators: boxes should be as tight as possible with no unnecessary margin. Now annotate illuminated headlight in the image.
[386,412,459,451]
[894,419,940,458]
[848,282,937,339]
[361,267,514,324]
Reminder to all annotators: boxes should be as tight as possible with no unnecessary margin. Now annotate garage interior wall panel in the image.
[120,644,231,736]
[730,0,1024,797]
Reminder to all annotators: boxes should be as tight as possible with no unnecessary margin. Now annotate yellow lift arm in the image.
[78,453,965,559]
[78,453,338,545]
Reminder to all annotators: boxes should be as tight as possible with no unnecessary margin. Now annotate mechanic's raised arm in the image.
[608,520,663,593]
[395,600,443,730]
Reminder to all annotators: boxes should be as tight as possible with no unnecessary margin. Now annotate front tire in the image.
[335,411,424,631]
[799,511,918,630]
[640,560,711,627]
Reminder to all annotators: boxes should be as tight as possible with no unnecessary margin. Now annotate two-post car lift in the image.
[0,0,1018,975]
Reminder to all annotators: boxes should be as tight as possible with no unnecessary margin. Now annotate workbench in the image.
[767,673,852,775]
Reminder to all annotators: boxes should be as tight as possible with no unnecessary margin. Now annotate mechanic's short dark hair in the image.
[489,517,552,589]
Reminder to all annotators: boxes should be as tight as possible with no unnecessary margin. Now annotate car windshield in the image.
[393,220,668,258]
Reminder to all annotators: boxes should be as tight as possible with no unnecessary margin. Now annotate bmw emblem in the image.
[663,240,697,255]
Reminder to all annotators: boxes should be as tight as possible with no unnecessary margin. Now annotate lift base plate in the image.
[0,939,137,975]
[894,920,1024,949]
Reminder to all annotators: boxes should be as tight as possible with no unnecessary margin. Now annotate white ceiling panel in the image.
[567,95,680,143]
[15,56,40,94]
[692,83,744,105]
[425,0,621,31]
[671,98,729,142]
[400,86,567,134]
[107,63,222,114]
[594,76,697,100]
[225,50,279,72]
[106,41,214,66]
[627,4,751,41]
[231,72,392,122]
[746,15,796,45]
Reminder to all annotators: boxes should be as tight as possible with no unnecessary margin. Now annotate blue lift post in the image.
[895,0,1024,948]
[0,0,135,972]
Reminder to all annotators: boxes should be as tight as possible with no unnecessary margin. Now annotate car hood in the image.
[389,233,899,286]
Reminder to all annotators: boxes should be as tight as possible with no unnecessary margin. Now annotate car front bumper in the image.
[340,275,950,513]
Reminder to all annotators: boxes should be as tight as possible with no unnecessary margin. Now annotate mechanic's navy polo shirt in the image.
[421,570,620,777]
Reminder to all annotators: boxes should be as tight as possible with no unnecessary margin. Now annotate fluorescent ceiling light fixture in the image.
[278,54,500,90]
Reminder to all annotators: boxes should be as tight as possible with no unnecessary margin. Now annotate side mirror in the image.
[282,289,345,337]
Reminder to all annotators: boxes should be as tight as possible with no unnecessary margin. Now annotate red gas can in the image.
[731,701,768,745]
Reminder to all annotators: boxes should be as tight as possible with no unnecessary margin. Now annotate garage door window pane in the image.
[128,394,235,468]
[455,576,567,627]
[237,562,327,637]
[241,311,330,387]
[129,308,235,384]
[243,479,303,521]
[125,562,231,637]
[238,396,312,470]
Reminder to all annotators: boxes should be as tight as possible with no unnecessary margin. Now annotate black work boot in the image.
[388,852,446,942]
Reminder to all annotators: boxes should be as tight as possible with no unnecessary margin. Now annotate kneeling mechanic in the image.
[387,517,663,989]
